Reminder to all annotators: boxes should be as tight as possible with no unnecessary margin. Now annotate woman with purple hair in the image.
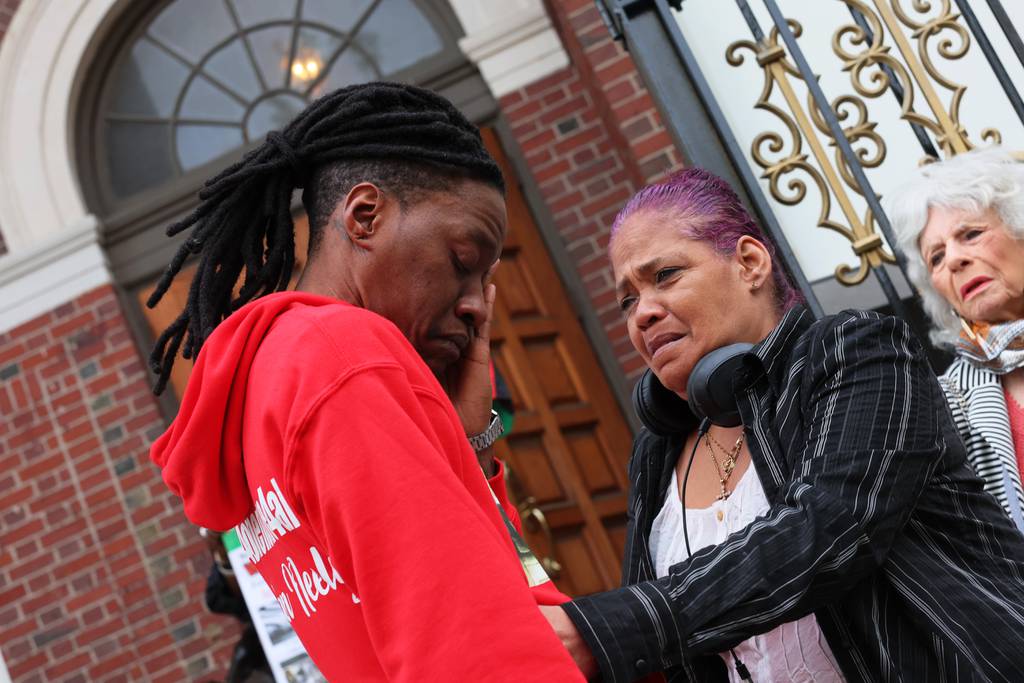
[541,168,1024,682]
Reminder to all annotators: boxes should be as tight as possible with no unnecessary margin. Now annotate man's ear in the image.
[336,182,388,245]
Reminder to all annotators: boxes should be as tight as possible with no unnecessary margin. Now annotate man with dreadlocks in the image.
[147,83,587,681]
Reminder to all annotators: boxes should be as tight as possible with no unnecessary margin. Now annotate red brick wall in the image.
[501,0,684,381]
[0,2,239,678]
[0,285,239,682]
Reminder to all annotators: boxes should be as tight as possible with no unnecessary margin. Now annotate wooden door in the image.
[482,130,634,595]
[137,130,636,595]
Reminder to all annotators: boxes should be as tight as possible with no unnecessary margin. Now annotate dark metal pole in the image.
[753,0,911,317]
[655,0,824,316]
[954,0,1024,127]
[985,0,1024,72]
[846,6,941,158]
[734,0,766,42]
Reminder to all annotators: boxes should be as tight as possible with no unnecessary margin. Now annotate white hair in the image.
[884,146,1024,347]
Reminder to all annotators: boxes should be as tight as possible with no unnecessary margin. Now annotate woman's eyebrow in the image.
[615,257,664,294]
[955,221,986,234]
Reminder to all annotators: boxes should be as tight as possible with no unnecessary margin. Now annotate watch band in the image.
[468,409,504,452]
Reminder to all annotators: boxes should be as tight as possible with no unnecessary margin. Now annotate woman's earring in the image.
[751,282,760,291]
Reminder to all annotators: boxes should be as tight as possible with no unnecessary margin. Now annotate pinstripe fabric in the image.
[939,357,1024,532]
[563,308,1024,683]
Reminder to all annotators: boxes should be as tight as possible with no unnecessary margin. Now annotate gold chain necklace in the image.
[704,431,745,501]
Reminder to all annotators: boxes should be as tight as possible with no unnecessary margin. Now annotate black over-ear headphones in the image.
[632,343,754,433]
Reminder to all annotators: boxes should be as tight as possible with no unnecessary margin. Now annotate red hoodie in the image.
[151,292,583,681]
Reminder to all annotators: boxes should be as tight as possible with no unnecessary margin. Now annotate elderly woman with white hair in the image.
[888,147,1024,532]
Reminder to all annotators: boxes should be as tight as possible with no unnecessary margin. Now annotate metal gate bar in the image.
[738,0,909,317]
[954,0,1024,128]
[985,0,1024,73]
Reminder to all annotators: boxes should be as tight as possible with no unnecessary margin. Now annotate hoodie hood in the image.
[150,292,344,531]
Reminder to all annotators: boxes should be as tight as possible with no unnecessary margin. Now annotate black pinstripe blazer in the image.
[563,308,1024,683]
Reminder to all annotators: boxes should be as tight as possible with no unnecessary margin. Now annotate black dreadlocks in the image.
[146,82,505,394]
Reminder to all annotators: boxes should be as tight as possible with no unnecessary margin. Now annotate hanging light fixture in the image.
[289,49,323,83]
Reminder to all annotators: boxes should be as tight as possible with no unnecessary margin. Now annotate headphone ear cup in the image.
[633,368,692,435]
[685,343,754,427]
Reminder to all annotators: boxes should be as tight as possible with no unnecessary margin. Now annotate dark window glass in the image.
[107,122,175,196]
[229,0,297,28]
[102,0,448,199]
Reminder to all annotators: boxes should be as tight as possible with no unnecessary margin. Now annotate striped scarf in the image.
[956,318,1024,374]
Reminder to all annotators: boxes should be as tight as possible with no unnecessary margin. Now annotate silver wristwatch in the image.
[468,409,504,452]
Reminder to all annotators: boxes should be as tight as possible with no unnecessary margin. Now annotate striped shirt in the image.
[563,308,1024,682]
[940,356,1024,532]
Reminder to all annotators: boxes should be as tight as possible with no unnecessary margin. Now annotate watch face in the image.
[488,411,504,437]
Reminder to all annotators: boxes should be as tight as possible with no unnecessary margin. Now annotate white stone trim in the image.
[0,0,122,254]
[449,0,569,98]
[0,215,112,334]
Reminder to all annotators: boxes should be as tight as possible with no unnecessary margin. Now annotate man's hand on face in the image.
[442,262,499,440]
[540,604,599,680]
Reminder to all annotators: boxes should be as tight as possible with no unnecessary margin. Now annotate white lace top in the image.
[649,464,845,682]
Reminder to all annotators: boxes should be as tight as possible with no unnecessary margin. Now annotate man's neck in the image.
[295,261,361,307]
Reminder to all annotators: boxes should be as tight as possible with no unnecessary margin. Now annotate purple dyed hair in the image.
[611,167,803,312]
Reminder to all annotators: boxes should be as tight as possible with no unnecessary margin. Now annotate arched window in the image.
[86,0,468,206]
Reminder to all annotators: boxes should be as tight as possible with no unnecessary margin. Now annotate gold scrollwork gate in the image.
[722,0,1018,296]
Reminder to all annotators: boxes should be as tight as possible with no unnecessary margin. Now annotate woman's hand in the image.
[540,604,598,680]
